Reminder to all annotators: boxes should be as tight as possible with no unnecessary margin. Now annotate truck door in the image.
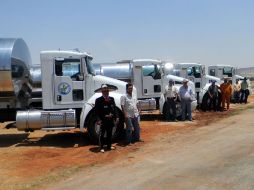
[141,64,162,96]
[54,58,85,105]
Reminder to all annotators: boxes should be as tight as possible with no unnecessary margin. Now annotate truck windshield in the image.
[86,57,95,76]
[142,65,161,79]
[193,66,201,78]
[223,67,233,77]
[209,69,215,76]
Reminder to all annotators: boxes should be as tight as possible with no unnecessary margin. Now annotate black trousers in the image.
[209,96,218,111]
[166,98,176,121]
[99,119,114,149]
[240,89,249,104]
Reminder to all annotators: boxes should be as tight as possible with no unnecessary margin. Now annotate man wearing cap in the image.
[208,81,219,111]
[219,78,232,111]
[95,84,119,153]
[164,79,178,121]
[179,79,194,121]
[240,77,249,104]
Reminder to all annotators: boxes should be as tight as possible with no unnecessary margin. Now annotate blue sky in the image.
[1,0,254,67]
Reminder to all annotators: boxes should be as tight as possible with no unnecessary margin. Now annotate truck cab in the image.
[94,59,163,110]
[41,51,95,110]
[164,63,206,104]
[122,59,162,100]
[16,50,128,142]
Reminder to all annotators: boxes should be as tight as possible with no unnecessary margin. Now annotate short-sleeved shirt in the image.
[179,86,193,101]
[220,83,232,95]
[164,85,178,98]
[234,83,241,92]
[120,94,139,118]
[241,81,248,90]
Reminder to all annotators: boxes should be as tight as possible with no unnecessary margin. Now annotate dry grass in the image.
[250,81,254,94]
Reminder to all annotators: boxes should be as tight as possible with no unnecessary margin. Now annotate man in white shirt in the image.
[179,79,194,121]
[120,83,141,144]
[164,79,178,121]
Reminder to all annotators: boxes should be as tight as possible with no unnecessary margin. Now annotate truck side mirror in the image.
[77,74,84,81]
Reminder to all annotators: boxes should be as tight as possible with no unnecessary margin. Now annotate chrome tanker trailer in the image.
[0,38,34,122]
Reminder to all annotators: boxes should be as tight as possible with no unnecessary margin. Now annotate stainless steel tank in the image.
[16,110,76,131]
[0,38,32,109]
[29,64,42,87]
[94,62,132,82]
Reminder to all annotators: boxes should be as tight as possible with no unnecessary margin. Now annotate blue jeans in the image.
[181,99,192,121]
[125,116,140,144]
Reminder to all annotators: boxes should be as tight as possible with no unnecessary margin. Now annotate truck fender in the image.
[79,91,124,132]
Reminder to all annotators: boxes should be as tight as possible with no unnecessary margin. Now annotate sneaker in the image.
[110,146,116,150]
[100,149,105,153]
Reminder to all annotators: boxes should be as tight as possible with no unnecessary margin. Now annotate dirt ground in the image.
[0,96,254,190]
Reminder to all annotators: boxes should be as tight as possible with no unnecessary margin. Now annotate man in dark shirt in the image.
[95,84,119,153]
[208,81,219,111]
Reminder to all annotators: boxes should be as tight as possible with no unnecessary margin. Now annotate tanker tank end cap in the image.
[183,79,189,83]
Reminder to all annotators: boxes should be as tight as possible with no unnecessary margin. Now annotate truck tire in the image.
[201,92,222,111]
[162,102,182,120]
[86,109,124,144]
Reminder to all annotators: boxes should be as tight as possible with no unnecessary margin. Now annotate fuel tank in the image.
[16,109,76,131]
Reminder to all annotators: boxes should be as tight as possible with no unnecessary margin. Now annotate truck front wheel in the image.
[86,109,124,144]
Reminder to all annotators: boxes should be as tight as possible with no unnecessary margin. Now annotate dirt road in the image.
[0,99,254,190]
[47,108,254,190]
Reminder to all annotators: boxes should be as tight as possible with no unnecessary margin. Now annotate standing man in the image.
[95,84,119,153]
[164,79,178,121]
[120,83,141,145]
[208,81,219,111]
[179,79,194,121]
[233,80,241,103]
[219,78,232,111]
[240,77,249,104]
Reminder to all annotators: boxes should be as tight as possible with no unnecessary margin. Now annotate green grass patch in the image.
[230,103,254,116]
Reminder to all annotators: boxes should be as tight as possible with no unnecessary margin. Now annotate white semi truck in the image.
[163,62,222,110]
[15,50,130,142]
[94,59,197,119]
[208,65,252,102]
[208,65,252,91]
